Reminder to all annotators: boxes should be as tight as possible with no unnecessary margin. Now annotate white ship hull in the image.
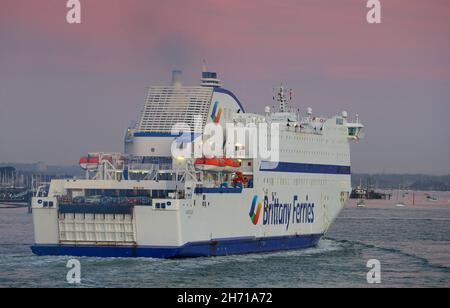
[31,164,349,258]
[31,70,361,258]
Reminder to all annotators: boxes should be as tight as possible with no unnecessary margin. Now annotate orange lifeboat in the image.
[79,155,100,171]
[223,158,241,172]
[194,157,223,171]
[194,157,240,172]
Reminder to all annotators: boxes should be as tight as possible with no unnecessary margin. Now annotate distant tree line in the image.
[352,174,450,191]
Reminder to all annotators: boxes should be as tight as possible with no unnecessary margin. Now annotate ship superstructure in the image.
[31,69,363,258]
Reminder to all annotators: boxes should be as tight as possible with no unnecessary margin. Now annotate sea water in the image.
[0,205,449,288]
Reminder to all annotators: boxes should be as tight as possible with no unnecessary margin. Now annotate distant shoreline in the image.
[352,174,450,191]
[0,202,29,209]
[347,190,450,209]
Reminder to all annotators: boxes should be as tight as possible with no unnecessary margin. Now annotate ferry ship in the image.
[31,69,363,258]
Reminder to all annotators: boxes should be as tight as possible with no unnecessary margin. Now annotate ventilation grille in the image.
[137,86,214,133]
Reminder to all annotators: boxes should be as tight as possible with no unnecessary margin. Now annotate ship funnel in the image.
[172,70,182,88]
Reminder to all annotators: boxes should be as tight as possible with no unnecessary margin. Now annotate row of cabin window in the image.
[281,135,346,145]
[278,149,350,159]
[259,178,333,186]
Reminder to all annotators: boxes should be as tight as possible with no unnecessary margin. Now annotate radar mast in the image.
[274,85,293,112]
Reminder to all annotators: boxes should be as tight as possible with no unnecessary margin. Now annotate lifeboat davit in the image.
[79,155,100,171]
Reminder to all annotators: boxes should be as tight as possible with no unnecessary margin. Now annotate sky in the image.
[0,0,449,174]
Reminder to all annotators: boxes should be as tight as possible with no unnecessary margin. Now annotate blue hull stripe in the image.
[31,234,322,258]
[59,204,134,215]
[133,132,182,137]
[194,187,242,194]
[214,88,245,113]
[260,161,351,175]
[133,132,203,141]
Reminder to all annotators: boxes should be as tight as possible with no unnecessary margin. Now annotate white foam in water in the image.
[209,238,345,262]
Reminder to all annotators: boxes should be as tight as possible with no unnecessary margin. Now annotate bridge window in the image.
[348,127,357,136]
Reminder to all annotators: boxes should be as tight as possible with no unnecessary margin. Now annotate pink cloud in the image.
[1,0,449,80]
[325,64,450,81]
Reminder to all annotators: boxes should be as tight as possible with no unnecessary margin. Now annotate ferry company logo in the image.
[249,195,315,230]
[249,195,262,225]
[211,101,222,124]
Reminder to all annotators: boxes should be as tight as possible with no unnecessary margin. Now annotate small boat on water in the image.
[426,195,438,202]
[357,199,366,208]
[355,181,366,208]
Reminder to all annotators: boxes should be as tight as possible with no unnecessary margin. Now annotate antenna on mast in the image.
[273,85,293,112]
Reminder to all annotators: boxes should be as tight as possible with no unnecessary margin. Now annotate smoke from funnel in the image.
[172,70,182,88]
